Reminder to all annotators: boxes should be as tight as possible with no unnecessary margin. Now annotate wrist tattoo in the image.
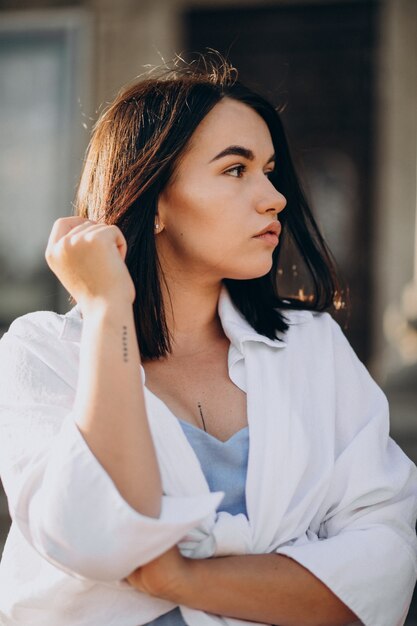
[122,325,128,362]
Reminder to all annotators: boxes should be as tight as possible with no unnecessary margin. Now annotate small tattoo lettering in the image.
[122,325,128,362]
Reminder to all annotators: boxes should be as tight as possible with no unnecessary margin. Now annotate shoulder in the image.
[281,307,385,402]
[280,308,342,349]
[2,304,81,344]
[4,309,67,342]
[0,307,81,389]
[274,308,364,382]
[277,310,389,440]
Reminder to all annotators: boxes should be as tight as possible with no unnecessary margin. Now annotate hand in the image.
[126,545,192,602]
[45,216,136,311]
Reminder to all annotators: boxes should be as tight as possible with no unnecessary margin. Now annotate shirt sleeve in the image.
[0,317,223,583]
[276,315,417,626]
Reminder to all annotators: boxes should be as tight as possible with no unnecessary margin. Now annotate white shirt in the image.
[0,286,416,626]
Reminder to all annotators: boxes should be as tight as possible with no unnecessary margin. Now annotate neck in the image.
[160,274,226,359]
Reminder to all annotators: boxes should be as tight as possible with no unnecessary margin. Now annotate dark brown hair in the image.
[75,52,342,359]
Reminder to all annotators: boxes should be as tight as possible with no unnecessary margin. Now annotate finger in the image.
[87,224,128,258]
[126,570,144,590]
[80,224,127,253]
[46,217,96,249]
[65,223,110,242]
[65,223,128,261]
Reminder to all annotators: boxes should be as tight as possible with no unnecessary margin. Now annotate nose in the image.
[256,180,287,216]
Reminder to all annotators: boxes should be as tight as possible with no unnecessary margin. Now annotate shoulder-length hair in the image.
[75,53,342,359]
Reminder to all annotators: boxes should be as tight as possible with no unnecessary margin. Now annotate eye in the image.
[225,164,246,178]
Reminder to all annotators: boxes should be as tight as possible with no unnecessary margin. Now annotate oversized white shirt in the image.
[0,286,416,626]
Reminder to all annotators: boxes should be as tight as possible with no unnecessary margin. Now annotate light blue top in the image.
[144,418,249,626]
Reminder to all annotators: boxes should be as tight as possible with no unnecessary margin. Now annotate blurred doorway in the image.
[184,0,379,363]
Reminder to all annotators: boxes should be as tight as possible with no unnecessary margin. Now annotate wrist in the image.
[166,556,202,605]
[79,297,134,321]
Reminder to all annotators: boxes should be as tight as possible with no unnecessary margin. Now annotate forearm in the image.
[74,301,162,517]
[177,553,358,626]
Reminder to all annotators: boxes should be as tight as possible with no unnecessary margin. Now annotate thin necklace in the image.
[197,402,207,432]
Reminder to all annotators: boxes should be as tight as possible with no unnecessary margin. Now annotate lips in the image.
[253,221,281,238]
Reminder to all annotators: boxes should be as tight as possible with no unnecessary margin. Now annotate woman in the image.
[0,54,416,626]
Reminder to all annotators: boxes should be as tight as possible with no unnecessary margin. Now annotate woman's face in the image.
[156,97,287,283]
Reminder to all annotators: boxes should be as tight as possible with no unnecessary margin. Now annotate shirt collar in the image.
[217,284,287,352]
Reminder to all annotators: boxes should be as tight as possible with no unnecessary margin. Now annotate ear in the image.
[155,188,170,226]
[154,212,165,235]
[156,192,169,232]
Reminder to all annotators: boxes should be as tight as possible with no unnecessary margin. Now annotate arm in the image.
[275,316,417,626]
[128,548,358,626]
[0,219,222,582]
[73,300,162,517]
[46,217,162,517]
[184,553,357,626]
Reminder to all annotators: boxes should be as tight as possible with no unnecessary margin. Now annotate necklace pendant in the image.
[197,402,207,432]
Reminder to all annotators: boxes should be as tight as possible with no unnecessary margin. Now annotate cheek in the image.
[164,181,223,235]
[160,177,254,266]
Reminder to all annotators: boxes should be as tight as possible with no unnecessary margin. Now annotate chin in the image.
[226,263,273,281]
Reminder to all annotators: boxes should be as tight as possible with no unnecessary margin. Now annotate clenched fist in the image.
[45,217,136,312]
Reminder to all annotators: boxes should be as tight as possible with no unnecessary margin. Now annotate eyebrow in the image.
[209,145,276,165]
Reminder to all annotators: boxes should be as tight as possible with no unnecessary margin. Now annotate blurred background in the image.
[0,0,416,620]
